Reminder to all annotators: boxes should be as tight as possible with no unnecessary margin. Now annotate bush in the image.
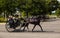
[0,17,7,22]
[55,8,60,17]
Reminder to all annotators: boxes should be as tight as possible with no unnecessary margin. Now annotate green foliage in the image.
[0,0,59,18]
[55,8,60,17]
[22,11,26,17]
[0,17,7,22]
[48,0,59,14]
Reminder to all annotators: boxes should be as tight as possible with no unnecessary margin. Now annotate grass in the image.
[0,17,7,23]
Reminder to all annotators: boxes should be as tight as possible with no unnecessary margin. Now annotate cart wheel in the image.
[5,23,15,32]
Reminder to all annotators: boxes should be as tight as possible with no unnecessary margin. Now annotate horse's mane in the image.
[23,16,41,23]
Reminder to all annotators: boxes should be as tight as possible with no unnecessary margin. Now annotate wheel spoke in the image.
[5,23,15,32]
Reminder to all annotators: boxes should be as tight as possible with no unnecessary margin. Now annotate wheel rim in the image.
[5,23,15,32]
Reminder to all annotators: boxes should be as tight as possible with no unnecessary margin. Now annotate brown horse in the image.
[20,16,43,31]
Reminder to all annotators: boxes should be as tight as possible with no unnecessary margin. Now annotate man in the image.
[14,15,20,26]
[8,15,14,28]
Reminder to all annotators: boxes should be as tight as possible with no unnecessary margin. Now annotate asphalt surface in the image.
[0,18,60,38]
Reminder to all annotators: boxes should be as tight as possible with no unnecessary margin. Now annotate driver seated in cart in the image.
[8,15,14,28]
[14,14,20,25]
[8,15,20,28]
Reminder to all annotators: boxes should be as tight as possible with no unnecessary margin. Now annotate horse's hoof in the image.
[23,29,24,31]
[41,30,43,32]
[32,30,33,32]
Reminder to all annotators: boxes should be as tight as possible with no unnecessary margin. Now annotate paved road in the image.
[0,18,60,38]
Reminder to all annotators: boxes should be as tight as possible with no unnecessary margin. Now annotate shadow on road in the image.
[11,29,54,33]
[0,29,60,33]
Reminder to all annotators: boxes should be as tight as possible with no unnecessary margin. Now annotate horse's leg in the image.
[27,25,29,31]
[20,23,25,31]
[32,24,36,31]
[23,26,25,31]
[38,24,43,31]
[20,25,22,31]
[26,23,29,31]
[23,23,26,31]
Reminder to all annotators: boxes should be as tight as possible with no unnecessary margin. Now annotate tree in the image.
[48,0,59,14]
[0,0,59,18]
[55,8,60,17]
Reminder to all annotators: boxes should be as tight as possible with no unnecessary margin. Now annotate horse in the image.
[20,16,43,32]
